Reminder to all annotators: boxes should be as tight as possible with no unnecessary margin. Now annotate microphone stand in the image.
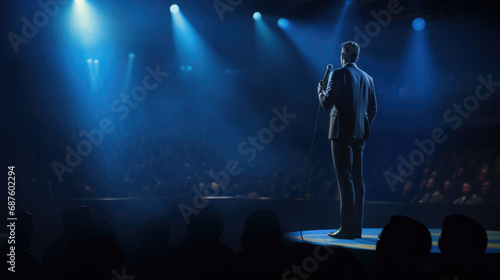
[300,64,333,242]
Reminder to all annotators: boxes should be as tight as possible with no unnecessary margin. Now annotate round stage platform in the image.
[284,228,500,253]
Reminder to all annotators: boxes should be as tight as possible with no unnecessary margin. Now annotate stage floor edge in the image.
[284,228,500,253]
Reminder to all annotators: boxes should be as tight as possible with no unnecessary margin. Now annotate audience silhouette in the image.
[234,209,289,280]
[1,211,41,280]
[42,208,125,280]
[2,205,496,280]
[41,205,93,267]
[171,205,234,279]
[370,215,432,280]
[132,215,173,279]
[433,214,490,280]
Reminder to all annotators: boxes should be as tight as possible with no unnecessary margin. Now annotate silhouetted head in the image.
[438,214,487,268]
[74,217,116,241]
[376,215,431,274]
[241,209,282,248]
[77,205,93,220]
[341,41,360,66]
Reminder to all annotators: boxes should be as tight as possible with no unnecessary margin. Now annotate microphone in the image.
[321,64,333,88]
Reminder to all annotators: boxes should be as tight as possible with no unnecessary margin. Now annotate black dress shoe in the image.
[327,230,355,239]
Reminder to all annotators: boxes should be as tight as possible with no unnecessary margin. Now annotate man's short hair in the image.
[341,41,360,63]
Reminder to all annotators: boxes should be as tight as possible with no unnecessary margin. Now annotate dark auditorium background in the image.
[1,0,499,279]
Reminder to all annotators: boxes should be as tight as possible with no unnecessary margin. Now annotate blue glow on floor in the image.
[284,228,500,253]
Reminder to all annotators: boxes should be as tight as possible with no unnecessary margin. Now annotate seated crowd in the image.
[18,115,500,205]
[0,207,494,279]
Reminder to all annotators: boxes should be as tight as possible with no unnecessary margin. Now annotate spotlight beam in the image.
[122,53,135,96]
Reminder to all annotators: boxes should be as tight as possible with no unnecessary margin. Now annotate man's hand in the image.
[318,80,325,89]
[318,80,326,98]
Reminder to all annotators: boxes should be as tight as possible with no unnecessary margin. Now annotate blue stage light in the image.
[253,12,262,20]
[75,0,85,3]
[170,4,179,14]
[277,18,289,29]
[70,0,103,48]
[128,53,135,59]
[180,65,186,71]
[93,59,99,64]
[187,65,192,71]
[398,18,436,98]
[87,58,92,64]
[412,17,426,31]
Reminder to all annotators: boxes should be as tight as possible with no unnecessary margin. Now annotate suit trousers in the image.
[331,138,365,235]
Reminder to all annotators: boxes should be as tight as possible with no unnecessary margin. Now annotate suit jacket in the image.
[318,63,377,140]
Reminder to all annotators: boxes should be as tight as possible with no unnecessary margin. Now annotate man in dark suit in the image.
[317,41,377,239]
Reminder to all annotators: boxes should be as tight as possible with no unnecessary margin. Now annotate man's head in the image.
[341,41,360,66]
[479,167,489,181]
[481,181,491,195]
[462,182,472,196]
[403,181,413,192]
[426,178,436,190]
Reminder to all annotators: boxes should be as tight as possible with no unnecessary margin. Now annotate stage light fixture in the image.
[277,18,289,29]
[412,17,426,31]
[170,4,179,14]
[253,12,262,20]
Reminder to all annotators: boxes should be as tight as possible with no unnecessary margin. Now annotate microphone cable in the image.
[300,64,332,242]
[300,102,321,242]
